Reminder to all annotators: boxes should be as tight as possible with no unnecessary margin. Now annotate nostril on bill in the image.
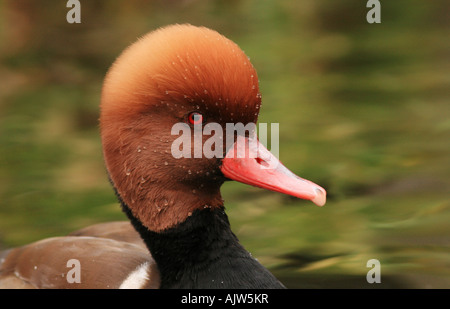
[255,157,270,167]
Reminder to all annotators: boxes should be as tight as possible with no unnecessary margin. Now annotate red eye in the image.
[188,112,204,125]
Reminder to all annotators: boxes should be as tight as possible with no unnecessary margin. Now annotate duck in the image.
[0,24,326,289]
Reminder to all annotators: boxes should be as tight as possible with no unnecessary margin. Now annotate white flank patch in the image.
[119,262,150,289]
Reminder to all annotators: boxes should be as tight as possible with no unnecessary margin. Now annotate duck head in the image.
[100,24,326,232]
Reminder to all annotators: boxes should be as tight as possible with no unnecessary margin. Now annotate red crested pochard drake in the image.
[0,24,326,289]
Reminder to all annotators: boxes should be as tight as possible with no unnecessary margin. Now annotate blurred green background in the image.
[0,0,449,288]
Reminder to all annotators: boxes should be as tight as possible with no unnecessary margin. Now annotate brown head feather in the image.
[100,24,261,232]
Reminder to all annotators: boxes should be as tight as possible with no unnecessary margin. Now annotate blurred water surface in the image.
[0,0,449,288]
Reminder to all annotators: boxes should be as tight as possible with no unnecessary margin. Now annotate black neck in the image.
[118,196,285,289]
